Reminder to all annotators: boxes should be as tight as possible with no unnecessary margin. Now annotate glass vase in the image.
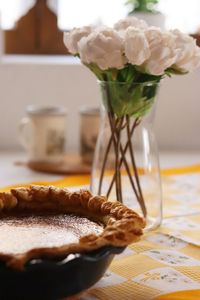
[90,81,162,231]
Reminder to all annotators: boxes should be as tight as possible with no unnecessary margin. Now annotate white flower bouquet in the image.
[63,17,200,226]
[64,16,200,76]
[64,17,200,117]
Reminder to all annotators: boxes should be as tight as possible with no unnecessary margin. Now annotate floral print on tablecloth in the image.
[132,267,200,293]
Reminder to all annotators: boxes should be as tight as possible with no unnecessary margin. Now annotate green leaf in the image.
[101,80,157,118]
[165,68,188,76]
[82,63,160,119]
[125,0,159,13]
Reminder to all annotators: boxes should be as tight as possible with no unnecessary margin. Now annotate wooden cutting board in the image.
[15,154,91,175]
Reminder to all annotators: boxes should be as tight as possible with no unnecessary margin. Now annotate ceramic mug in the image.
[19,105,67,163]
[79,107,100,164]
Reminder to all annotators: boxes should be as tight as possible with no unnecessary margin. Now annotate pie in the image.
[0,185,145,270]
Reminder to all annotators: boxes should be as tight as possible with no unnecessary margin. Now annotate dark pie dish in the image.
[0,186,145,300]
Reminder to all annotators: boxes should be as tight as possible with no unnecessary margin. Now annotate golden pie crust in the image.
[0,185,145,270]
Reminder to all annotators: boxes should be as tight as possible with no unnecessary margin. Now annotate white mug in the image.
[79,106,100,164]
[19,105,67,163]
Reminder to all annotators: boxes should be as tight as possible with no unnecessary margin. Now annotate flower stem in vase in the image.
[107,112,123,203]
[103,82,142,204]
[106,116,147,217]
[101,80,123,203]
[126,115,147,217]
[97,119,119,195]
[106,119,140,200]
[115,117,124,203]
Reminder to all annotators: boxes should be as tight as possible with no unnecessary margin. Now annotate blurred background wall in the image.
[0,0,200,153]
[0,56,199,152]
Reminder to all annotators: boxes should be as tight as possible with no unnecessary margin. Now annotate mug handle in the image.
[19,117,32,149]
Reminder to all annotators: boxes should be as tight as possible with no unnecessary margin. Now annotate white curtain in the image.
[158,0,200,33]
[47,0,58,14]
[0,0,58,30]
[57,0,127,30]
[0,0,200,33]
[0,0,35,29]
[57,0,200,33]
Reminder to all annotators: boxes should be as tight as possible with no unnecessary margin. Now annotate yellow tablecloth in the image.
[1,165,200,300]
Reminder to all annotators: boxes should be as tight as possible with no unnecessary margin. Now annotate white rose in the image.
[78,28,126,70]
[143,28,177,75]
[124,27,150,65]
[171,29,200,72]
[114,16,148,31]
[63,26,92,54]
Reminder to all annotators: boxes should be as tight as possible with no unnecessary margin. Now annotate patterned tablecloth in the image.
[1,164,200,300]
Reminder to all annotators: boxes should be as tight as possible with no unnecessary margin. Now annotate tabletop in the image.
[0,151,200,300]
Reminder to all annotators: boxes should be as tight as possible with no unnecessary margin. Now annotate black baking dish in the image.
[0,246,124,300]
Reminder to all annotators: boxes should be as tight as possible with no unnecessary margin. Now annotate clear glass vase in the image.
[90,81,162,231]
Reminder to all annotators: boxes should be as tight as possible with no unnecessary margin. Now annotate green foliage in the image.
[125,0,159,14]
[99,69,161,118]
[84,63,162,118]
